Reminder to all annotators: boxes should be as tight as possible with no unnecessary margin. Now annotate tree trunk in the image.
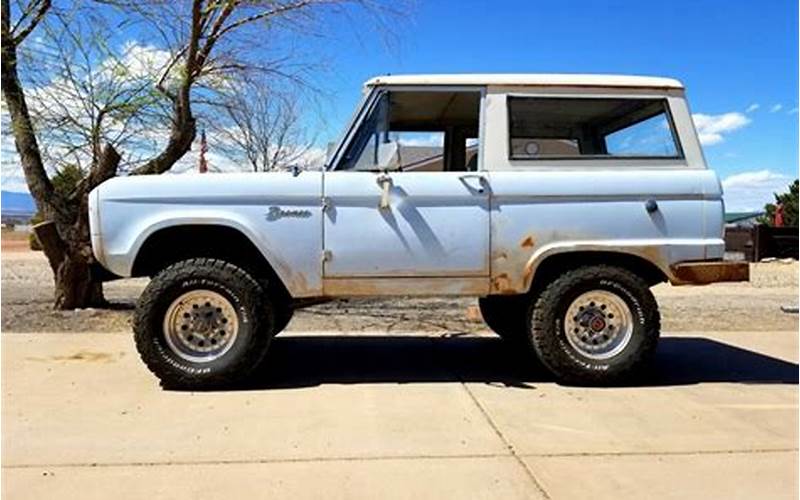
[33,219,107,310]
[54,252,105,309]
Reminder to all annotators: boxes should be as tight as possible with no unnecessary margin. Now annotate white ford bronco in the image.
[89,74,749,388]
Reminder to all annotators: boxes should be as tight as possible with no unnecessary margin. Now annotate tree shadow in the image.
[207,335,798,392]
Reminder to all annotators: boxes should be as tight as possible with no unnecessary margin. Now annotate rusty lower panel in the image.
[322,277,489,297]
[670,261,750,285]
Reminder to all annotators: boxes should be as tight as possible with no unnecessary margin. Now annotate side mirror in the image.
[376,140,399,170]
[325,142,336,162]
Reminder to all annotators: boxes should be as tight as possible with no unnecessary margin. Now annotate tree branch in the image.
[12,0,51,45]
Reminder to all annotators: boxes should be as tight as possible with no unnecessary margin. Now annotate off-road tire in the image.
[528,265,660,385]
[134,258,274,390]
[478,295,528,343]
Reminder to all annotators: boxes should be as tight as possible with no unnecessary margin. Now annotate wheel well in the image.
[530,251,668,292]
[132,225,288,298]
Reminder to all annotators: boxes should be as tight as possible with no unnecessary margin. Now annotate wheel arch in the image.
[131,224,290,300]
[526,249,670,294]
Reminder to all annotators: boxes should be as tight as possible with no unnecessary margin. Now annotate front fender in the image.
[101,208,322,298]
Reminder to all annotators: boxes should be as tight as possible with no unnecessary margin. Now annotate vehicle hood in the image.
[92,171,323,204]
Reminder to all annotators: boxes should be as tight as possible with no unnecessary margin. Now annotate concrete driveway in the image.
[2,330,797,499]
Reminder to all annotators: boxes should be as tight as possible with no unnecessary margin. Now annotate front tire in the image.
[528,265,660,385]
[134,258,274,389]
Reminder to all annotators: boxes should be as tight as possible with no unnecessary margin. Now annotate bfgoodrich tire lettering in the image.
[528,265,660,385]
[134,258,274,389]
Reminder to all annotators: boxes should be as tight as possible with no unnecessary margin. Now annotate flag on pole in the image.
[774,202,784,227]
[199,128,208,173]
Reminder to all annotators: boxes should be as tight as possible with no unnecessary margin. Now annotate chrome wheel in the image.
[163,290,239,363]
[563,290,633,360]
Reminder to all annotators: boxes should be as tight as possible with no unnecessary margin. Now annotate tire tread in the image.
[133,258,273,389]
[529,265,660,385]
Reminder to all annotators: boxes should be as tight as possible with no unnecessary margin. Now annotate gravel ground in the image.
[1,250,797,333]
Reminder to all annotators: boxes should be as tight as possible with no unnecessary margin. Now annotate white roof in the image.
[365,73,684,90]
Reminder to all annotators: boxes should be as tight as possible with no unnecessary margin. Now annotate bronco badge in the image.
[265,206,312,221]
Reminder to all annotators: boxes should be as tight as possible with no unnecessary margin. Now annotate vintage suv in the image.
[89,74,748,388]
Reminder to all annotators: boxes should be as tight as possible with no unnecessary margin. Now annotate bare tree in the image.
[2,0,114,309]
[211,81,317,171]
[2,0,174,308]
[23,8,171,174]
[2,0,404,309]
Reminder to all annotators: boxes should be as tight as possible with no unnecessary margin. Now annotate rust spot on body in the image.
[492,250,508,261]
[523,259,536,283]
[520,235,536,248]
[638,245,664,264]
[671,261,750,285]
[491,273,517,294]
[324,277,489,297]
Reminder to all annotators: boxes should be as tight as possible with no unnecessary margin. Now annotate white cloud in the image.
[691,112,750,146]
[721,169,792,211]
[1,106,29,192]
[789,107,798,115]
[168,134,326,174]
[393,132,443,147]
[769,104,783,113]
[745,103,760,113]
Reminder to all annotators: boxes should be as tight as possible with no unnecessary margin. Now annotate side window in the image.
[336,90,481,172]
[604,113,678,157]
[507,96,682,160]
[389,132,444,171]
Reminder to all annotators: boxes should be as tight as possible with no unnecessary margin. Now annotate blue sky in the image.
[2,0,797,211]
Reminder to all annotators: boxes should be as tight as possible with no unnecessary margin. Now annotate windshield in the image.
[324,88,375,170]
[336,92,390,171]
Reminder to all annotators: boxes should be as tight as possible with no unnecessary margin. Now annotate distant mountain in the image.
[2,191,36,223]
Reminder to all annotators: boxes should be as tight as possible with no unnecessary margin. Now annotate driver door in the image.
[322,89,490,290]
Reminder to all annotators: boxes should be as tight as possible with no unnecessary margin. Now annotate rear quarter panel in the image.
[488,170,725,293]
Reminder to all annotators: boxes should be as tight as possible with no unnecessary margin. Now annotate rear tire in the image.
[528,265,660,385]
[478,295,528,342]
[134,258,274,389]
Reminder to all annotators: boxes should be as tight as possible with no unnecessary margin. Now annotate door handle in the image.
[376,174,392,209]
[459,174,486,194]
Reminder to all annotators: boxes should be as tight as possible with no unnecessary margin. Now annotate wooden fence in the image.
[725,225,799,261]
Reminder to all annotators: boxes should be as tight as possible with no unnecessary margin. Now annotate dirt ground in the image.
[2,244,797,334]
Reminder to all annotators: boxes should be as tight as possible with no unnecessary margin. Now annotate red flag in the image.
[199,128,208,173]
[774,203,784,227]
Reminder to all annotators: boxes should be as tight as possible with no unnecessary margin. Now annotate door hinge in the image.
[321,249,332,263]
[321,197,331,212]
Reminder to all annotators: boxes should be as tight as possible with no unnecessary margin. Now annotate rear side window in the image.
[507,97,682,160]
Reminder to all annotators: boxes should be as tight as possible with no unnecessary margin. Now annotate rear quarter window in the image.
[507,96,683,161]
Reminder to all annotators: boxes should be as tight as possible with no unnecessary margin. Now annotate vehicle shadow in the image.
[214,335,799,392]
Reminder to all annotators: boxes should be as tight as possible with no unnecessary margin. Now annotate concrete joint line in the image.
[458,381,552,500]
[2,453,513,470]
[520,447,799,459]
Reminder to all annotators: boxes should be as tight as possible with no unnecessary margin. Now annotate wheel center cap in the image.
[589,316,606,333]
